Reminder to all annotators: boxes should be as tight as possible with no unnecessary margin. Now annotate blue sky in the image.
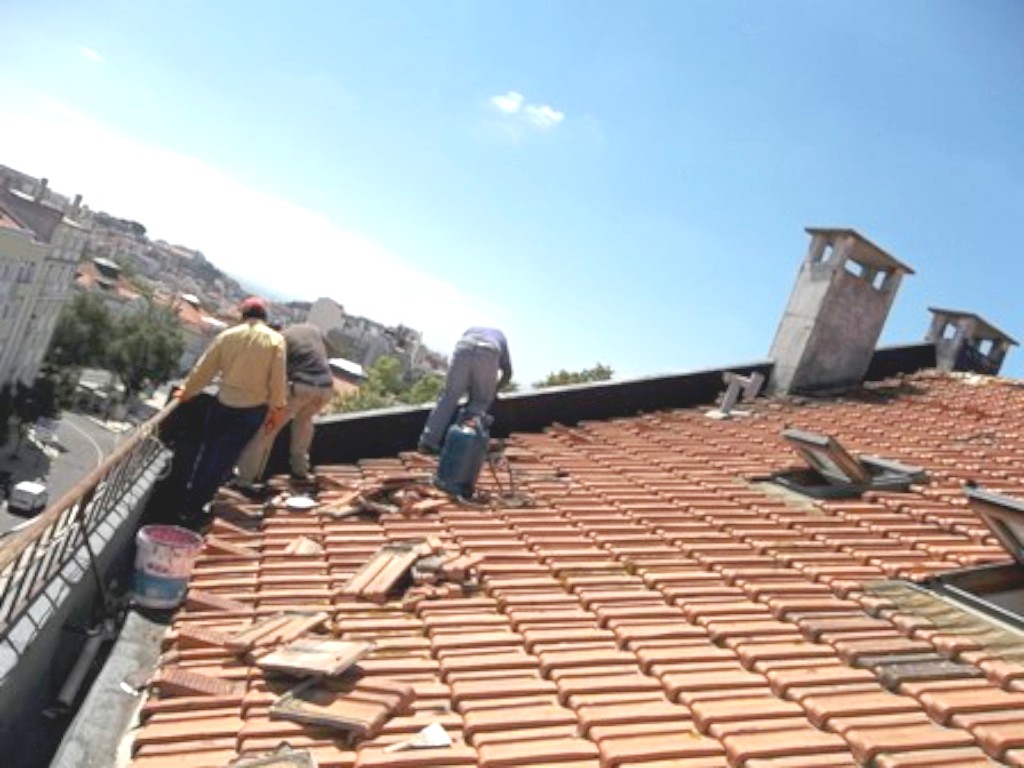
[1,1,1022,384]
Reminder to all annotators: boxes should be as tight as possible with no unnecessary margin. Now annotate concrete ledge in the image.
[51,611,167,768]
[0,450,170,768]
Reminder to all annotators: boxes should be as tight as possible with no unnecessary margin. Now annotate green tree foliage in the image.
[25,372,63,421]
[329,356,446,413]
[9,383,35,456]
[45,292,113,369]
[107,299,186,399]
[534,363,614,389]
[364,355,405,396]
[0,385,12,448]
[406,374,445,405]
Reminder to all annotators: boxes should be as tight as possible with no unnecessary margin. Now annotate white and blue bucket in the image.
[133,525,203,609]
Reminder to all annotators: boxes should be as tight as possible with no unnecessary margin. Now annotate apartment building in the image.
[307,296,447,377]
[0,181,88,388]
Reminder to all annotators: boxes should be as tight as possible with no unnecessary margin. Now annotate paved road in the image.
[0,412,122,534]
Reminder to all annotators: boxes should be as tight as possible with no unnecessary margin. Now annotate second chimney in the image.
[926,308,1017,375]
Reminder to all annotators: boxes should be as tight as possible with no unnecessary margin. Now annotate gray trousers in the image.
[420,341,500,449]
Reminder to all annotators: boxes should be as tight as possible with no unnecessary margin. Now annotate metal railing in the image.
[0,403,177,640]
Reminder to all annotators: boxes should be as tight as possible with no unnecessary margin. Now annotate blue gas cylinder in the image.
[434,413,490,497]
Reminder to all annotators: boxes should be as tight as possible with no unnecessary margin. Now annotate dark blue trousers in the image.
[183,400,266,518]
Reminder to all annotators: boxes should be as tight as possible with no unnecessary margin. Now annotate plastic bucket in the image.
[133,525,203,609]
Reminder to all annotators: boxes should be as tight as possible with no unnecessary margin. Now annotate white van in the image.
[8,481,48,516]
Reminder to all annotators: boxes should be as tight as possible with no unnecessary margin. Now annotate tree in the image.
[328,356,448,414]
[107,299,186,399]
[406,374,444,405]
[364,355,405,397]
[27,371,62,421]
[45,292,113,369]
[0,385,12,449]
[330,356,406,414]
[9,382,35,456]
[534,363,614,389]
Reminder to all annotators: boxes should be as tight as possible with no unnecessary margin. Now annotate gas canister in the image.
[434,412,490,498]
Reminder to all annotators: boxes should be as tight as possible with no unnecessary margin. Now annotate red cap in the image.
[240,297,267,319]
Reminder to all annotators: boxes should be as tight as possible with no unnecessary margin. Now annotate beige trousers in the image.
[236,382,334,483]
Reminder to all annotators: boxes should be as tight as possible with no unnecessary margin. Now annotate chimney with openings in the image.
[768,227,915,394]
[926,308,1017,376]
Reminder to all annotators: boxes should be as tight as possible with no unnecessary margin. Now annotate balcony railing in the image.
[0,403,176,642]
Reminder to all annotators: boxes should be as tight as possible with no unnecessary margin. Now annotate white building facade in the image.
[0,184,88,389]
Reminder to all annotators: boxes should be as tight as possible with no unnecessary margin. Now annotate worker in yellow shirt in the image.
[177,297,287,523]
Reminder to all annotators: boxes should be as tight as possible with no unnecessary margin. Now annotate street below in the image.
[0,412,123,534]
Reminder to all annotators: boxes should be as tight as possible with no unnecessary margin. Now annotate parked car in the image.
[8,481,48,516]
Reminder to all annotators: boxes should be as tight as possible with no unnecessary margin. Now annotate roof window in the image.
[768,428,928,498]
[918,487,1024,632]
[965,488,1024,564]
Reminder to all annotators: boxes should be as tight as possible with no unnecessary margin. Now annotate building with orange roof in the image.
[156,291,229,373]
[73,257,144,316]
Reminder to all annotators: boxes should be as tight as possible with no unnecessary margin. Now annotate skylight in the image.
[965,488,1024,564]
[768,428,928,498]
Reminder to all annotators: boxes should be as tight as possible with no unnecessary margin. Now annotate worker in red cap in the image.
[177,297,287,523]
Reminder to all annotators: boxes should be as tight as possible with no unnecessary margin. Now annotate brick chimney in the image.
[768,228,914,394]
[926,308,1017,375]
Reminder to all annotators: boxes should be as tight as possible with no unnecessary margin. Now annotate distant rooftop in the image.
[329,356,366,378]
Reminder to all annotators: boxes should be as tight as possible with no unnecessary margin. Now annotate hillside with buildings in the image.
[0,163,447,406]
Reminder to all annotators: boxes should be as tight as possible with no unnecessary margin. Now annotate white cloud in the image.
[490,91,524,114]
[488,91,565,132]
[0,103,501,350]
[523,104,565,129]
[78,47,104,63]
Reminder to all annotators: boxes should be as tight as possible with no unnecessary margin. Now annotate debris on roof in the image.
[227,746,318,767]
[339,540,440,603]
[270,675,416,743]
[255,638,373,677]
[225,612,330,654]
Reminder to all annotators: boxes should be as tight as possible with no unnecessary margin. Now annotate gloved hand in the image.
[264,406,287,432]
